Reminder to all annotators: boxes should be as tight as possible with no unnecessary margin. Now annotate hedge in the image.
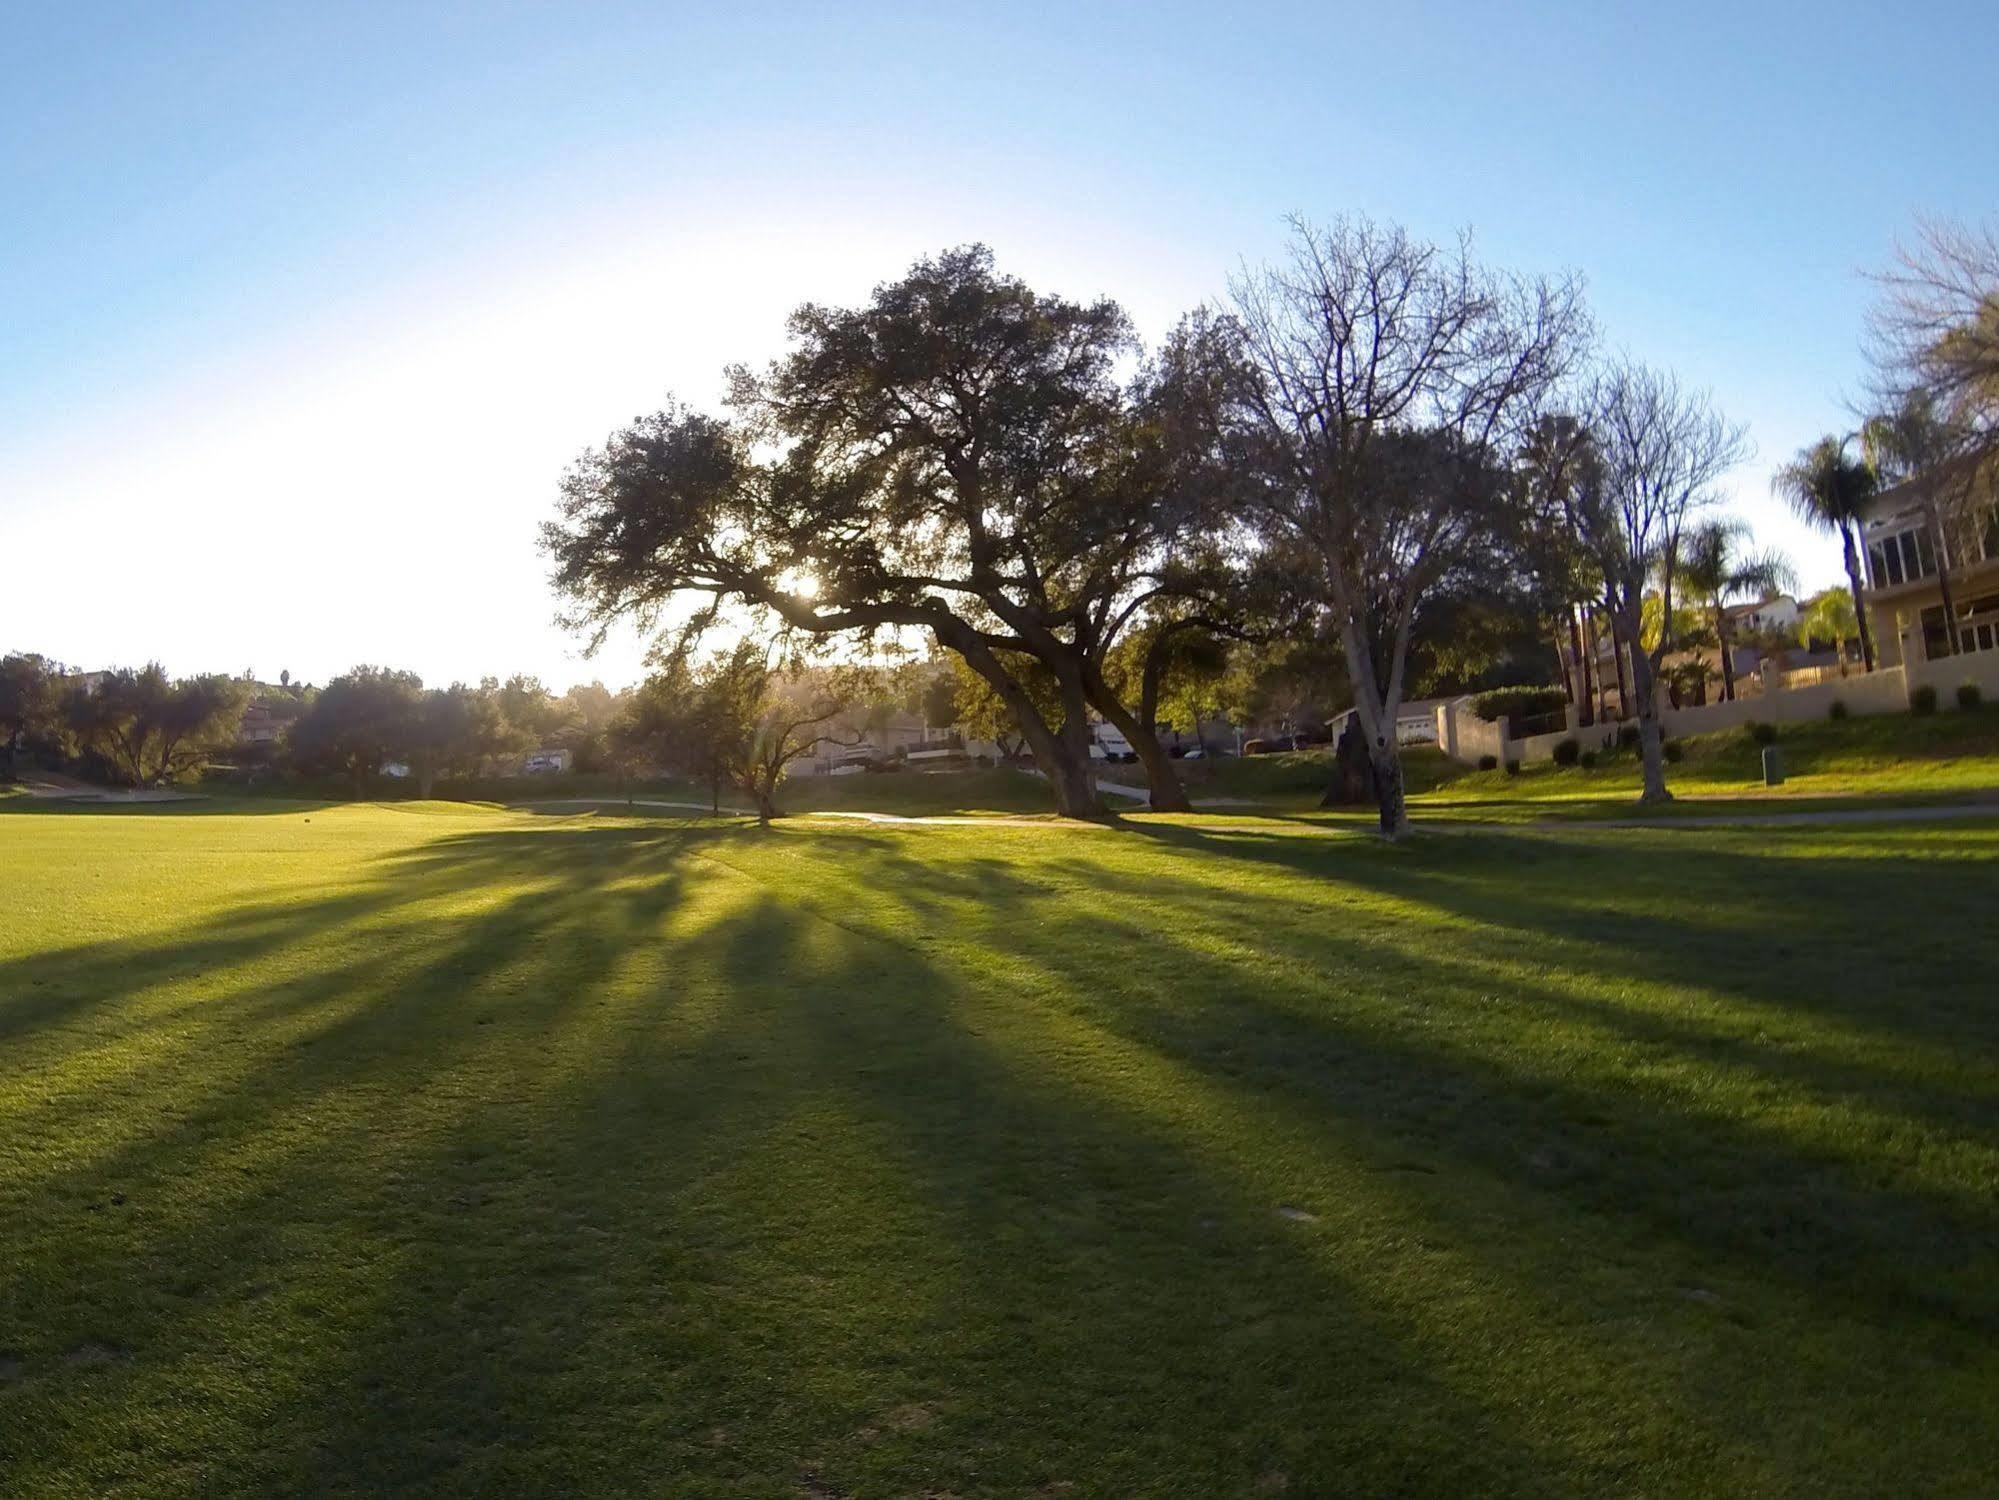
[1469,685,1568,724]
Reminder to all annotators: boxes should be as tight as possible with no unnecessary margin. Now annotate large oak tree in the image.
[546,248,1239,817]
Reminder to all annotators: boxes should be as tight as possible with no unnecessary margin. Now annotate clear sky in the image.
[4,1,1993,691]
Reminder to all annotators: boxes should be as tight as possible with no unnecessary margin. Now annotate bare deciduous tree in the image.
[1229,215,1589,835]
[1568,362,1749,802]
[1868,217,1999,483]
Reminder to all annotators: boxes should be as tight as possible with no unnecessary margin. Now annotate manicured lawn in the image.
[750,767,1058,817]
[1190,704,1999,822]
[3,802,1997,1494]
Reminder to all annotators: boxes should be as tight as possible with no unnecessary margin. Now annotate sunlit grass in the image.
[1183,704,1999,822]
[3,802,1996,1494]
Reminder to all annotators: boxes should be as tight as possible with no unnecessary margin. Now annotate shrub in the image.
[1745,721,1777,746]
[1616,723,1640,751]
[1663,738,1685,763]
[1469,685,1567,725]
[1828,698,1849,720]
[1579,749,1599,768]
[1476,754,1498,772]
[1551,737,1581,766]
[1958,681,1983,709]
[1910,684,1938,716]
[1503,759,1522,776]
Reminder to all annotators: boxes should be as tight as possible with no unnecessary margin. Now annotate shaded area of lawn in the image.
[1,805,1996,1495]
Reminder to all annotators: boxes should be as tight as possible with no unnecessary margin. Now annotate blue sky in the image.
[4,1,1993,689]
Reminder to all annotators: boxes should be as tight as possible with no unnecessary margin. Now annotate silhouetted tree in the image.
[546,249,1247,817]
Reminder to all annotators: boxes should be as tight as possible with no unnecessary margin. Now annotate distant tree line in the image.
[0,657,624,797]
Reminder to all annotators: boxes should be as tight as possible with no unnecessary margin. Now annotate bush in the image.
[1551,738,1581,766]
[1664,738,1685,763]
[1828,698,1849,720]
[1476,754,1499,772]
[1579,750,1599,769]
[1958,681,1983,709]
[1469,685,1568,725]
[1616,724,1640,751]
[1910,684,1938,715]
[1744,721,1777,746]
[1503,759,1522,776]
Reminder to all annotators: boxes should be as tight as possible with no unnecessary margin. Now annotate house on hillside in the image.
[790,710,950,775]
[1326,699,1446,748]
[236,699,286,745]
[1715,593,1802,680]
[1724,593,1800,640]
[1860,471,1999,663]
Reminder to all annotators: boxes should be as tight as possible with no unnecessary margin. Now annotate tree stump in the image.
[1321,715,1379,806]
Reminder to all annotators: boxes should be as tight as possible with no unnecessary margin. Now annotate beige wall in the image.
[1433,646,1995,767]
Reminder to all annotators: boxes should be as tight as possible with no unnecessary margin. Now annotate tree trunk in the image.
[1046,664,1107,819]
[1568,607,1594,727]
[1604,585,1631,717]
[1082,663,1190,812]
[1715,603,1737,702]
[1320,715,1377,806]
[1328,603,1411,838]
[417,764,436,800]
[1843,524,1876,671]
[934,623,1103,819]
[1581,606,1602,721]
[1368,740,1407,836]
[748,772,779,826]
[1629,644,1673,803]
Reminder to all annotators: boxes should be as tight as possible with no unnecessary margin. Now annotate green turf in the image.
[1183,705,1999,823]
[751,767,1057,817]
[3,802,1997,1495]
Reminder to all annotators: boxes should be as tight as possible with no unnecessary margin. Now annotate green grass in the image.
[1184,705,1999,824]
[756,767,1057,817]
[4,802,1997,1495]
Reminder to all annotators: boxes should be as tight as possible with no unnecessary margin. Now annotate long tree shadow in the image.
[6,813,1998,1496]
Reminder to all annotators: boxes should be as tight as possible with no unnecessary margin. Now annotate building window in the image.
[1868,525,1939,588]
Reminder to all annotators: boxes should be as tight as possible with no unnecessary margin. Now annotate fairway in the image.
[4,803,1997,1496]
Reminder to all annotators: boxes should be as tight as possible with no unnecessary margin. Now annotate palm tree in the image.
[1773,436,1879,671]
[1675,520,1796,700]
[1797,586,1860,663]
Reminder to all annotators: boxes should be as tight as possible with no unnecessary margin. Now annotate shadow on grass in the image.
[3,814,1997,1494]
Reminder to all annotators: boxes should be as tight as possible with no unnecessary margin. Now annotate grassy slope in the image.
[1186,703,1999,821]
[2,802,1996,1496]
